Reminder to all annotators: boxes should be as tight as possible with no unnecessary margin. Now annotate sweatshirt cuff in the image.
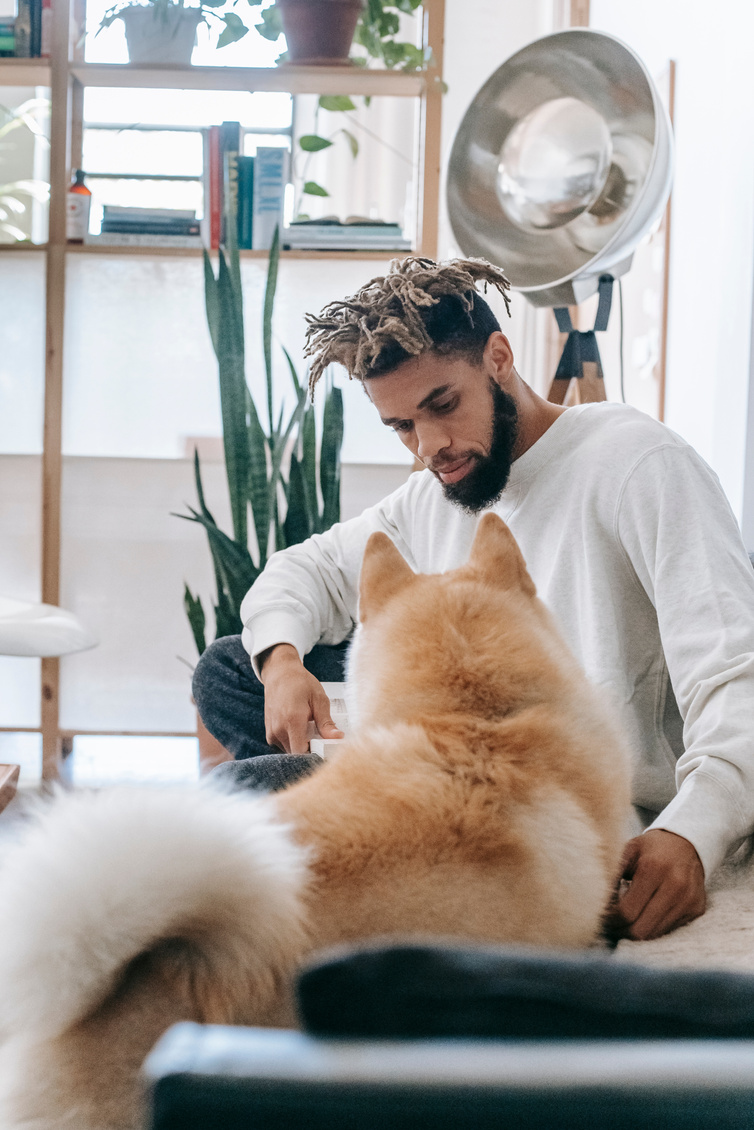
[242,610,314,680]
[647,770,747,880]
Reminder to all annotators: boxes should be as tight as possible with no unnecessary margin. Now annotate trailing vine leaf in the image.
[299,134,333,152]
[255,4,282,40]
[318,95,356,113]
[217,11,248,46]
[303,181,329,197]
[339,129,359,158]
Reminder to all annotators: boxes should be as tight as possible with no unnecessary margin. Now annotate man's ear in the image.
[483,331,515,387]
[359,532,415,621]
[469,513,536,596]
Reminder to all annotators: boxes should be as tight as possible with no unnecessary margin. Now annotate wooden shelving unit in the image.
[0,56,51,85]
[0,0,445,779]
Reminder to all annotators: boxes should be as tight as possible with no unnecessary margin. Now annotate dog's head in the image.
[348,514,568,726]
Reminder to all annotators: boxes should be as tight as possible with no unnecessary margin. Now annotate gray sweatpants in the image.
[192,634,349,793]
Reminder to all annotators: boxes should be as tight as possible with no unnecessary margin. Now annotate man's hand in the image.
[259,644,344,754]
[608,829,706,941]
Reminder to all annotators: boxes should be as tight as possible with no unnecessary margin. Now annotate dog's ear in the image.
[469,513,536,596]
[359,532,415,620]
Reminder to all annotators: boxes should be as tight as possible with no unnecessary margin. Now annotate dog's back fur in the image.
[0,514,631,1129]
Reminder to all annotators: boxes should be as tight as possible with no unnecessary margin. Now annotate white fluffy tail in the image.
[0,785,309,1042]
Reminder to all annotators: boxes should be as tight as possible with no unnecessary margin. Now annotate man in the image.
[193,255,754,942]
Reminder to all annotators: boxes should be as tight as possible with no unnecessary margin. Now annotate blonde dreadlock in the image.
[303,255,512,396]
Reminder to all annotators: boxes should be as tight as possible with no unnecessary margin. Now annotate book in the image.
[283,221,410,251]
[102,206,197,220]
[252,146,287,251]
[218,120,240,246]
[29,0,40,57]
[100,209,200,236]
[236,155,254,250]
[85,232,203,248]
[13,0,31,56]
[207,124,220,250]
[101,221,201,236]
[40,0,50,57]
[0,22,14,54]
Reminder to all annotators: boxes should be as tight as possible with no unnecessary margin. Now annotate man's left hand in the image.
[608,829,706,941]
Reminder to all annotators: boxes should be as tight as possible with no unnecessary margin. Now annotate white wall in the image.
[589,1,754,545]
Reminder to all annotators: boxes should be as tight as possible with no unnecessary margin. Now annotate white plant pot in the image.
[119,5,202,65]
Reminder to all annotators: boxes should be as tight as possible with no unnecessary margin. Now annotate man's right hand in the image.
[259,644,344,754]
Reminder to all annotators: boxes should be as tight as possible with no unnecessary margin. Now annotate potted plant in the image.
[256,0,427,69]
[98,0,255,64]
[178,221,344,659]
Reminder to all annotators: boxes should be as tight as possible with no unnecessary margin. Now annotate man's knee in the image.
[192,634,258,710]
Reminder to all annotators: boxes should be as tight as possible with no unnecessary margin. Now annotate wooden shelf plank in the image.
[69,62,424,96]
[0,58,51,86]
[66,244,411,260]
[0,241,48,251]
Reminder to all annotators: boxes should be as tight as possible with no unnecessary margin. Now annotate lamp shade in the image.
[447,29,673,307]
[0,597,98,658]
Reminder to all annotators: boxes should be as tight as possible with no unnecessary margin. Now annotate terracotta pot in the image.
[119,5,202,65]
[277,0,366,66]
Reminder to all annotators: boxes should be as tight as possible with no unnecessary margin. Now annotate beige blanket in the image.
[616,852,754,971]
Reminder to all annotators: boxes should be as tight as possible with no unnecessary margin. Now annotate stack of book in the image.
[282,217,411,252]
[0,17,15,55]
[89,207,202,248]
[204,121,287,252]
[8,0,51,57]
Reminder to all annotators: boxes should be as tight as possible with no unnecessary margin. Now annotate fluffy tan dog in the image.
[0,514,631,1129]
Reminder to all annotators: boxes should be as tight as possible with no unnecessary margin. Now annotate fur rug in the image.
[616,851,754,972]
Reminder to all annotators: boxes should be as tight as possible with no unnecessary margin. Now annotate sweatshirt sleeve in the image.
[239,475,419,679]
[616,442,754,877]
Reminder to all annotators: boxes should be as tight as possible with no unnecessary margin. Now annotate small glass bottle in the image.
[66,169,92,243]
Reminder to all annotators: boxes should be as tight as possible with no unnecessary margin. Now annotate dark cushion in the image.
[296,941,754,1040]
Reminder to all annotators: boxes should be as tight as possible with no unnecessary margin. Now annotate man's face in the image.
[364,341,519,514]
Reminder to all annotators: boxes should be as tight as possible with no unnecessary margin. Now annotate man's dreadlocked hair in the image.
[303,256,512,396]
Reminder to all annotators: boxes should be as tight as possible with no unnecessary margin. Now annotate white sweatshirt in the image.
[241,402,754,879]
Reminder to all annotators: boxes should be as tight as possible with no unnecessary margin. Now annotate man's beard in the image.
[439,380,518,514]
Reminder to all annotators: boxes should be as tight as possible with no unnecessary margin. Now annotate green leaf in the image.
[217,12,248,47]
[183,585,207,656]
[185,509,258,614]
[303,181,329,198]
[262,225,280,435]
[339,128,359,158]
[203,250,220,356]
[284,453,314,546]
[185,454,227,613]
[245,386,273,566]
[299,134,333,153]
[318,95,356,113]
[320,383,343,531]
[267,387,307,548]
[282,345,302,397]
[300,402,318,524]
[377,10,400,35]
[255,4,283,40]
[200,0,226,8]
[215,249,250,548]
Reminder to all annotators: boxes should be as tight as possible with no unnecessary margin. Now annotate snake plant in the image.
[179,222,343,655]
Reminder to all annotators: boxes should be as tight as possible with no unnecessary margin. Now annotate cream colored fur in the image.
[0,514,631,1129]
